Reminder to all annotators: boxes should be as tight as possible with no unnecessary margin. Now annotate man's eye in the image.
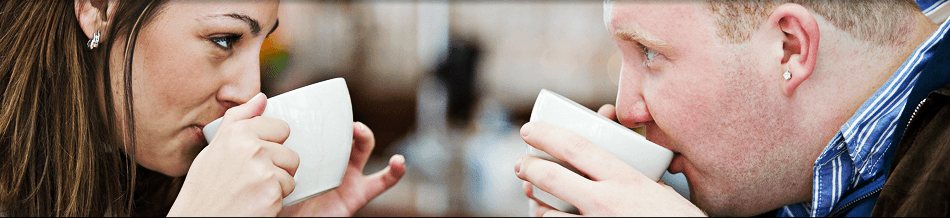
[640,44,658,61]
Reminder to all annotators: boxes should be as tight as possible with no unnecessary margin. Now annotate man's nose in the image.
[615,64,653,128]
[216,53,262,108]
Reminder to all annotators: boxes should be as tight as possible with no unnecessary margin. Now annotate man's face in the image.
[608,2,813,216]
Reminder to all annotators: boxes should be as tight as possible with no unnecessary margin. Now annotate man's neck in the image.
[794,13,941,203]
[880,13,941,87]
[785,12,943,214]
[809,13,939,133]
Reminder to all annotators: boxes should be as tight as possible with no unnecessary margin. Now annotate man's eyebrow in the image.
[613,25,673,53]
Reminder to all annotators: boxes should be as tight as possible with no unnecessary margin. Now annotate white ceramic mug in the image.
[202,78,353,206]
[526,89,676,211]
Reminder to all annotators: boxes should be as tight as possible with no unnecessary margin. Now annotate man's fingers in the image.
[657,180,679,193]
[358,154,406,201]
[520,122,640,181]
[596,104,617,121]
[524,182,563,217]
[350,122,375,171]
[522,181,548,207]
[516,155,595,209]
[543,210,580,217]
[522,181,534,200]
[529,197,561,217]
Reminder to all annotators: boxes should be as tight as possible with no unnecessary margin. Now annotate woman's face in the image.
[109,0,280,176]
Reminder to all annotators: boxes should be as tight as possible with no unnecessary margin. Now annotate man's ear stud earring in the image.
[783,70,792,80]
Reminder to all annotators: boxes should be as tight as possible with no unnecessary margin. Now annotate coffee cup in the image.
[202,78,353,206]
[526,89,675,211]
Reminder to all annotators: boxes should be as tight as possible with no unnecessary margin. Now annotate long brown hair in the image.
[0,0,175,216]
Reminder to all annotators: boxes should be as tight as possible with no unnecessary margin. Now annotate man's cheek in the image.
[645,123,678,151]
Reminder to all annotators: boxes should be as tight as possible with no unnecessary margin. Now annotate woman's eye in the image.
[210,34,241,50]
[212,38,229,48]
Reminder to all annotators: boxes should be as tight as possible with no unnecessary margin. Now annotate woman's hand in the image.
[517,104,705,217]
[169,93,299,216]
[277,122,407,217]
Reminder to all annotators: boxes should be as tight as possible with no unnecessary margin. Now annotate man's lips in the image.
[668,153,686,174]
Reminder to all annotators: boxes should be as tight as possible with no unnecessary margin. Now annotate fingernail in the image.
[521,122,534,137]
[391,154,404,163]
[356,122,367,132]
[248,92,264,102]
[395,154,406,167]
[515,156,524,173]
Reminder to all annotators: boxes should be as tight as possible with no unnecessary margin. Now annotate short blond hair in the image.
[707,0,920,46]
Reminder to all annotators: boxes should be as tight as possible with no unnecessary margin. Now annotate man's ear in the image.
[75,0,113,40]
[767,3,819,96]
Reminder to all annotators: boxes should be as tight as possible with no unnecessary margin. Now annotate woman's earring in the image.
[783,70,791,80]
[87,30,100,49]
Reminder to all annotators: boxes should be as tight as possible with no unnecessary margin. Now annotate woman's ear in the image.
[766,3,820,96]
[75,0,114,40]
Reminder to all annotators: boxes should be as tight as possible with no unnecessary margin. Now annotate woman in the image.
[0,0,405,216]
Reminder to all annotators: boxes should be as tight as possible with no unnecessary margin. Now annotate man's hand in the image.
[515,104,705,217]
[277,122,406,217]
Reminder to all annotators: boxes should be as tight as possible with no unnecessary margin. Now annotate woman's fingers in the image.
[270,164,297,198]
[233,117,298,197]
[261,141,299,177]
[359,154,406,201]
[221,93,266,126]
[350,122,375,170]
[242,116,291,144]
[272,123,406,217]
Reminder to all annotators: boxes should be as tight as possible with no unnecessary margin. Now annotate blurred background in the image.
[260,1,633,216]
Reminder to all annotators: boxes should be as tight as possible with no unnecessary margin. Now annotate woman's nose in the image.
[216,53,262,108]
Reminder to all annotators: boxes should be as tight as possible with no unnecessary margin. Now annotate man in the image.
[514,0,950,216]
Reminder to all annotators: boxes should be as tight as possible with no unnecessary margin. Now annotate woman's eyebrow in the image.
[206,13,262,36]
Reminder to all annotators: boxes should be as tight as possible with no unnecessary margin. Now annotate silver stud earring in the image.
[783,70,791,80]
[87,30,100,49]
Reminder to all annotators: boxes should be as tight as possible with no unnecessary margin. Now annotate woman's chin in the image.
[136,158,192,177]
[135,140,204,177]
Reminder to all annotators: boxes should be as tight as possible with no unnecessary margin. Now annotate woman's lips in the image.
[189,124,207,145]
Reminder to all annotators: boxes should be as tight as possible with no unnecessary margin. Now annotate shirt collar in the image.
[783,14,950,218]
[836,15,950,172]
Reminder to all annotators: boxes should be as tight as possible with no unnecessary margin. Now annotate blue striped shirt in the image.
[920,0,949,24]
[779,4,950,217]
